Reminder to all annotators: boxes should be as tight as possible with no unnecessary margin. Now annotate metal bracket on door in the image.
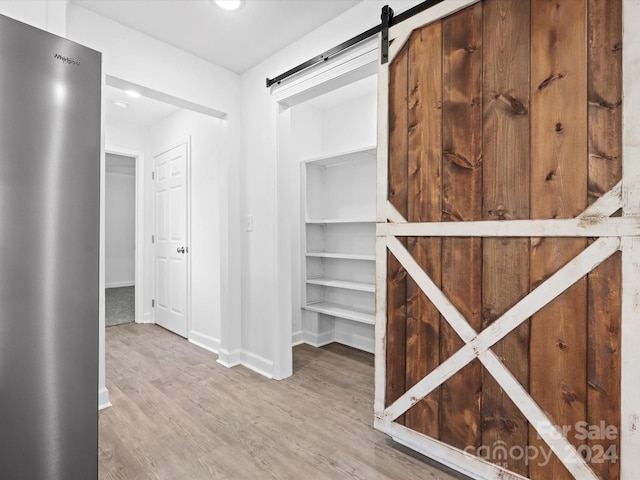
[380,5,394,65]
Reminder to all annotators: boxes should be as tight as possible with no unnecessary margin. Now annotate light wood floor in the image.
[99,324,461,480]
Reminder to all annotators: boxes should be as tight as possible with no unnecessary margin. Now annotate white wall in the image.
[106,122,148,153]
[290,104,323,344]
[0,1,48,28]
[148,109,226,352]
[0,1,66,35]
[105,156,135,288]
[66,5,240,118]
[240,0,421,378]
[322,92,377,155]
[291,104,323,160]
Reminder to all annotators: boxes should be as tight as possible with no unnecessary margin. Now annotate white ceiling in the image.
[71,0,363,74]
[88,0,371,129]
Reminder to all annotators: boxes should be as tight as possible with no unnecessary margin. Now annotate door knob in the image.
[177,247,185,254]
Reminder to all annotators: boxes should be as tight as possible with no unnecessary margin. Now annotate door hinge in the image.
[151,234,155,244]
[152,299,155,308]
[151,171,155,180]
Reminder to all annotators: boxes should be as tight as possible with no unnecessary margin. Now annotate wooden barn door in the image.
[374,1,639,479]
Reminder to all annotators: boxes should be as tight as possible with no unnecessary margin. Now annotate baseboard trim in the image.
[216,331,372,381]
[292,330,304,346]
[217,348,241,367]
[137,312,153,324]
[98,386,111,410]
[334,330,374,354]
[105,281,134,289]
[240,350,274,379]
[217,348,274,378]
[296,329,374,354]
[189,331,220,354]
[303,330,335,348]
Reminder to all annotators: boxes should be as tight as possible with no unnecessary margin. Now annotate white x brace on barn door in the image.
[373,1,640,479]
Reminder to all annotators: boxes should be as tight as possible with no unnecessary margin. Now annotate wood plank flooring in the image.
[100,324,461,480]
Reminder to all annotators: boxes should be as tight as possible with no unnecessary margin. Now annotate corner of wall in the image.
[216,348,275,379]
[292,330,304,346]
[98,387,111,410]
[303,330,335,348]
[240,350,275,379]
[217,348,241,368]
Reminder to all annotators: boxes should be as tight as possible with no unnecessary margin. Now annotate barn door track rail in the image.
[265,0,444,87]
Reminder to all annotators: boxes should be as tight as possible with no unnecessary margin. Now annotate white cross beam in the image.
[378,183,626,480]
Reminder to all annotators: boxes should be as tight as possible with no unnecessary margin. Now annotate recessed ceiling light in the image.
[214,0,243,11]
[113,100,128,109]
[124,89,141,98]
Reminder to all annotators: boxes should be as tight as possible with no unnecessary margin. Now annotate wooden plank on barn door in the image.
[621,3,640,479]
[385,41,409,421]
[481,0,530,476]
[586,0,623,478]
[405,21,443,438]
[530,1,588,479]
[440,3,483,451]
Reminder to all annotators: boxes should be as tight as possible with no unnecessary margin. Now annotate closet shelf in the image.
[305,301,375,325]
[305,218,375,224]
[306,277,375,293]
[306,251,375,261]
[302,145,376,167]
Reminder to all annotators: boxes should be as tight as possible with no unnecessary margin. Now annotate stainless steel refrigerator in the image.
[0,14,101,480]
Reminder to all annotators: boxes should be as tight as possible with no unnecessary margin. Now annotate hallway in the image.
[99,324,459,479]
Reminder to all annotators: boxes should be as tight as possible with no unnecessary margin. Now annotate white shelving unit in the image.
[305,302,374,325]
[306,252,375,261]
[285,73,378,353]
[302,145,376,350]
[306,277,375,293]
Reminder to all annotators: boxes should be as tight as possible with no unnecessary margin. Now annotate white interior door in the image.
[154,142,188,337]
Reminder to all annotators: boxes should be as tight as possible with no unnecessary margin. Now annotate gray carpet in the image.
[106,287,135,327]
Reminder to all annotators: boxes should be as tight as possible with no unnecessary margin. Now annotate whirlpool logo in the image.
[53,53,80,66]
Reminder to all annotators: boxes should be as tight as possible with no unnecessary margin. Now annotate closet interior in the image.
[290,74,377,353]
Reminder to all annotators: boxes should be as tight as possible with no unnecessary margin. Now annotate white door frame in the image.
[105,145,146,325]
[151,137,192,338]
[271,37,378,380]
